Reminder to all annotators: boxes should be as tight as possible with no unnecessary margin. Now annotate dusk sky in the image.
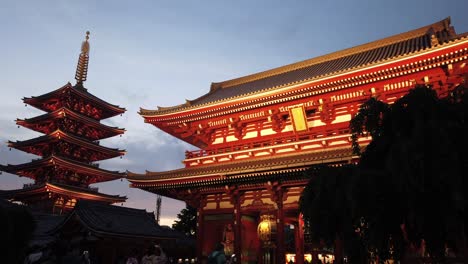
[1,0,467,226]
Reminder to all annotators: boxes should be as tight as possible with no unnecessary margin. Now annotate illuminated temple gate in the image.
[128,18,468,264]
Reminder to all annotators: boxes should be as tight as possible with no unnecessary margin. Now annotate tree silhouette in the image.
[0,200,36,264]
[299,165,361,263]
[301,83,468,262]
[351,84,468,261]
[172,204,197,238]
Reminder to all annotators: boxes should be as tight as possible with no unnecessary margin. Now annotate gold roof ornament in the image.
[75,31,90,85]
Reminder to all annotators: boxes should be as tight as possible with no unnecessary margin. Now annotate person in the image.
[126,248,139,264]
[153,245,167,264]
[142,247,156,264]
[61,245,83,264]
[207,243,226,264]
[81,250,91,264]
[24,245,43,264]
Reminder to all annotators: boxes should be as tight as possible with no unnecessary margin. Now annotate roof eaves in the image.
[143,32,467,117]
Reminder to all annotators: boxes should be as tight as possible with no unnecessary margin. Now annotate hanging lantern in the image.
[257,214,277,248]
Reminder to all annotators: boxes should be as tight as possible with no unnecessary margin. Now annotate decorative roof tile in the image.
[128,147,356,182]
[63,200,180,238]
[141,17,463,115]
[16,107,125,139]
[8,129,125,161]
[0,182,126,202]
[0,155,125,181]
[23,82,126,119]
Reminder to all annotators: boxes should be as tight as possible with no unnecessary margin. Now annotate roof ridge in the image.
[215,17,452,89]
[77,200,148,213]
[128,147,353,178]
[22,82,72,101]
[19,107,125,131]
[48,182,126,198]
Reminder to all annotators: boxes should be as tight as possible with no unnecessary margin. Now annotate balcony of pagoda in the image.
[183,128,371,167]
[22,182,99,193]
[23,183,37,189]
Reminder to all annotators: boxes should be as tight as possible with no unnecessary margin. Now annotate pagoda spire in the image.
[75,31,90,85]
[0,30,128,214]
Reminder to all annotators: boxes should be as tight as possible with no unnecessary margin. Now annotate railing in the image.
[88,186,99,192]
[23,183,37,189]
[181,123,369,167]
[23,182,99,193]
[185,123,351,159]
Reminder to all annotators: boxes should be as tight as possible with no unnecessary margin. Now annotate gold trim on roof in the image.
[140,17,465,117]
[140,34,468,118]
[217,17,452,89]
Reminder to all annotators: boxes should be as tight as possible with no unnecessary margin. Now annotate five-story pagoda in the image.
[0,32,127,214]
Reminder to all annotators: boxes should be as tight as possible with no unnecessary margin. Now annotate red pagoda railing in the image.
[23,182,99,193]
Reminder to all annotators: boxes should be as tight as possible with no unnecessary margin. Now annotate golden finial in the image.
[75,31,90,85]
[81,31,90,54]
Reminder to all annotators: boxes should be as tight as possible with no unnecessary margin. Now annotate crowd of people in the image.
[23,243,180,264]
[23,242,232,264]
[207,243,237,264]
[140,245,168,264]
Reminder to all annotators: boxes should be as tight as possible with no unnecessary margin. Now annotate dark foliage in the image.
[301,84,468,262]
[172,204,197,238]
[0,200,36,264]
[300,165,356,245]
[299,165,361,262]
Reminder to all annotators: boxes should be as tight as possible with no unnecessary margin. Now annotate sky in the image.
[1,0,467,226]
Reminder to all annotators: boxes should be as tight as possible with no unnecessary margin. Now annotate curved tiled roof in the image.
[17,107,125,140]
[8,129,126,161]
[0,182,126,202]
[29,213,65,246]
[23,82,126,119]
[141,17,461,115]
[0,155,126,181]
[63,200,180,238]
[128,147,356,182]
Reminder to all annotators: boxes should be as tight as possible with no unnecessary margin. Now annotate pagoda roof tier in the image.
[140,17,466,117]
[16,107,125,140]
[23,82,126,120]
[8,129,126,162]
[0,155,125,183]
[128,147,358,190]
[0,182,126,204]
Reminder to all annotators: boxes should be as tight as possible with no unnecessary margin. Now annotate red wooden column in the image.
[276,187,285,264]
[196,206,204,262]
[234,191,242,262]
[295,214,305,264]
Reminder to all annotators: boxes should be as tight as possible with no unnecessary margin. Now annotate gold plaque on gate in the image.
[290,106,308,132]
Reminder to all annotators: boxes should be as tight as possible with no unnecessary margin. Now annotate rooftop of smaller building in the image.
[56,200,182,239]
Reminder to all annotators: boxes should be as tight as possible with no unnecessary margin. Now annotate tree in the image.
[0,200,36,264]
[350,84,468,261]
[172,204,197,237]
[299,165,362,263]
[301,83,468,262]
